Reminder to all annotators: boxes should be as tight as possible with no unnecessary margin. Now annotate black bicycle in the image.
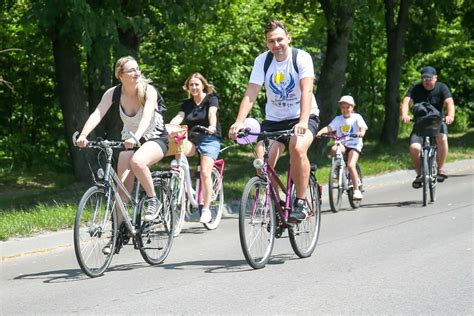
[414,116,442,206]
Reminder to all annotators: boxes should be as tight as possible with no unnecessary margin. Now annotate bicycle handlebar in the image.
[189,125,212,134]
[72,131,136,149]
[317,132,361,140]
[237,128,293,139]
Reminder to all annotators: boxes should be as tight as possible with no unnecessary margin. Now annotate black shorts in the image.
[259,114,320,145]
[409,122,448,145]
[139,136,169,154]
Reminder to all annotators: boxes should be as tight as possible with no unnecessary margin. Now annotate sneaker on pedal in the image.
[353,189,363,200]
[289,198,308,221]
[200,208,212,223]
[144,196,162,221]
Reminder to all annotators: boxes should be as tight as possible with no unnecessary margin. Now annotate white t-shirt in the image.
[328,113,368,151]
[249,48,319,121]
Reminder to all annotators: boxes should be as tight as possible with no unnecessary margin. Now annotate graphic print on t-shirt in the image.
[268,71,297,109]
[340,124,353,134]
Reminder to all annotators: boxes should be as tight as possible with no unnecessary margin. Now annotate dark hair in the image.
[264,19,288,35]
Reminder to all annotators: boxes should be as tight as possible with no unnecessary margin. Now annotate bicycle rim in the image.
[74,186,117,278]
[289,175,321,258]
[139,179,174,265]
[170,170,186,237]
[348,163,363,209]
[204,167,224,230]
[239,176,276,269]
[329,162,343,212]
[422,151,429,206]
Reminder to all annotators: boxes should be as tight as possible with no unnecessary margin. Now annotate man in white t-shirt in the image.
[229,19,320,221]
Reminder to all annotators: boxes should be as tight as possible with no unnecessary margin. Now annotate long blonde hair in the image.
[182,72,215,98]
[114,56,151,106]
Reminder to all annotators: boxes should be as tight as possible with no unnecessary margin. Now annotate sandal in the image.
[412,175,423,189]
[437,170,448,182]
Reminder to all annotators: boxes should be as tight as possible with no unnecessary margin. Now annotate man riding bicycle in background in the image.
[229,19,320,221]
[400,66,455,188]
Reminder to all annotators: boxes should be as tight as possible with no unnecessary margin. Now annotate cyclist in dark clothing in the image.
[400,66,455,188]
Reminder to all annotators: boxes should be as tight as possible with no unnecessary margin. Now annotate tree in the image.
[381,0,409,145]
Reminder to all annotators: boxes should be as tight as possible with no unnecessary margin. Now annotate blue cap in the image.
[420,66,437,77]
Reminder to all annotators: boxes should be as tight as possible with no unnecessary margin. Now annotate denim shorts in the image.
[191,134,221,160]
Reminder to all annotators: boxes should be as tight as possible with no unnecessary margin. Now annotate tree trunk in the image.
[51,31,92,181]
[315,0,355,158]
[381,0,409,145]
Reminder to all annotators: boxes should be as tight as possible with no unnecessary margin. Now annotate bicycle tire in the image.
[422,149,429,206]
[138,178,174,265]
[239,176,276,269]
[170,169,186,237]
[74,186,117,278]
[289,175,321,258]
[348,163,363,209]
[429,150,438,203]
[328,161,343,212]
[203,167,224,230]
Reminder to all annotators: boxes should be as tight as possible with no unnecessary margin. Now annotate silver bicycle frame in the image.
[174,153,199,208]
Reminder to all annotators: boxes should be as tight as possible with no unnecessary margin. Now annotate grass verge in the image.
[1,130,473,241]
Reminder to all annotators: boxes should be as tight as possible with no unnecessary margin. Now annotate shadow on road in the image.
[361,200,421,208]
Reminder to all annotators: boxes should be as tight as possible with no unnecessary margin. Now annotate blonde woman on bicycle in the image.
[168,73,222,224]
[316,95,367,199]
[77,56,168,226]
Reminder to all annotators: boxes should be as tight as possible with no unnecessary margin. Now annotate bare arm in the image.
[77,87,115,147]
[400,96,412,123]
[294,77,314,135]
[208,106,218,134]
[228,83,261,139]
[169,112,185,126]
[316,126,330,137]
[444,97,455,125]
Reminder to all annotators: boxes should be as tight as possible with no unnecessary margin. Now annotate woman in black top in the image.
[168,73,221,223]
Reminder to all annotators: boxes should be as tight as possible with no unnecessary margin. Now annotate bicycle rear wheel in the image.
[422,150,429,206]
[170,169,186,237]
[74,186,117,278]
[328,161,343,212]
[289,175,321,258]
[429,151,438,203]
[239,176,276,269]
[138,178,174,265]
[348,163,363,209]
[203,167,224,230]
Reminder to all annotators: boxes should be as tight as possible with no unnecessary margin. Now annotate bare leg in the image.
[200,155,215,210]
[289,130,314,199]
[436,133,448,173]
[346,150,361,190]
[409,143,422,175]
[129,141,165,198]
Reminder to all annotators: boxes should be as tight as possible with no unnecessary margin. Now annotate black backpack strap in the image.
[292,47,299,74]
[112,84,122,108]
[263,51,273,77]
[263,48,299,76]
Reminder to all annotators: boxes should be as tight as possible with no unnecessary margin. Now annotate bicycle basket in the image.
[165,125,188,156]
[414,114,442,137]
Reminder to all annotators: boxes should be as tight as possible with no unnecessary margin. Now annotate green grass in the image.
[1,129,473,241]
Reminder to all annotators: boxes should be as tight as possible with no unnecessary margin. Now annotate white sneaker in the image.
[199,209,212,223]
[353,189,363,200]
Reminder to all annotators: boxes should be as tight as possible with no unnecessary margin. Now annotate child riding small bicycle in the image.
[316,95,368,200]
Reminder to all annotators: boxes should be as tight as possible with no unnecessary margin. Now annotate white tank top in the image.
[119,104,165,141]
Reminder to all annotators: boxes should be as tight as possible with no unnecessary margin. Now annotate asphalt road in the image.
[1,160,473,314]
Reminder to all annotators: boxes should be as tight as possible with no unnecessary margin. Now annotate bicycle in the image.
[237,128,321,269]
[72,132,174,278]
[167,125,225,236]
[413,115,442,206]
[319,133,363,212]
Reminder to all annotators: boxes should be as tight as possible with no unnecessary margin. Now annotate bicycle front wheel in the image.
[328,161,343,212]
[203,167,224,230]
[170,169,186,237]
[348,163,363,209]
[138,178,174,265]
[239,176,276,269]
[74,186,117,278]
[289,175,321,258]
[422,149,429,206]
[429,150,438,203]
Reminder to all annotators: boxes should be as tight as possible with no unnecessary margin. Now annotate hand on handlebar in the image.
[401,114,412,124]
[293,121,308,136]
[228,121,245,140]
